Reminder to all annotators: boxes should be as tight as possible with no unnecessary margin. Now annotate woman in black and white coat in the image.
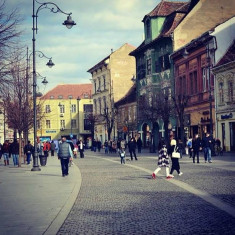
[152,139,170,179]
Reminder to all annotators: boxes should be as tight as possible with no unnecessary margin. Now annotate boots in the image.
[4,160,6,166]
[166,167,170,177]
[7,160,9,165]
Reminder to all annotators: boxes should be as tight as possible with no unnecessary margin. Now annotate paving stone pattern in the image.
[58,152,235,235]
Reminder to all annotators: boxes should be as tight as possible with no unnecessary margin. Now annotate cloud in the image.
[4,0,159,93]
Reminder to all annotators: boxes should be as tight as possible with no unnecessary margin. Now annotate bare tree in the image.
[139,87,175,151]
[172,94,189,146]
[138,92,159,152]
[155,89,175,142]
[101,106,116,141]
[1,58,31,166]
[0,0,23,90]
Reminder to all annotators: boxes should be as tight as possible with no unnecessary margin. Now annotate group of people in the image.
[152,132,215,180]
[0,139,21,166]
[0,139,35,166]
[152,134,183,180]
[186,132,214,163]
[114,136,142,164]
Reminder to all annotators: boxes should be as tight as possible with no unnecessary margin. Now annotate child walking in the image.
[119,148,126,164]
[152,139,170,179]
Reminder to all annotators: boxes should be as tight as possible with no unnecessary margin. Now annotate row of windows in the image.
[38,119,91,131]
[119,106,137,123]
[137,54,171,78]
[218,80,234,104]
[93,97,107,115]
[45,104,93,114]
[94,75,107,94]
[49,93,89,99]
[177,68,211,95]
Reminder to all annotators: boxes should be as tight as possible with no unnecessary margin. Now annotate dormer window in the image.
[146,19,151,39]
[58,95,63,99]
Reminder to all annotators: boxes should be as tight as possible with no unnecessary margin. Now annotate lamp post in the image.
[31,0,76,171]
[206,50,213,136]
[77,96,81,139]
[69,97,72,138]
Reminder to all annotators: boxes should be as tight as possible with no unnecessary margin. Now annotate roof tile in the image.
[40,84,92,100]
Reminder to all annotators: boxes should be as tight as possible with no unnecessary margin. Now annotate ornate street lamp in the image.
[31,0,76,171]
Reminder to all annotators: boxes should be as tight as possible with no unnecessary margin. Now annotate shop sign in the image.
[46,130,56,133]
[221,113,233,120]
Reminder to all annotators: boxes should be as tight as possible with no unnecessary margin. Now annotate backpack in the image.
[187,140,192,148]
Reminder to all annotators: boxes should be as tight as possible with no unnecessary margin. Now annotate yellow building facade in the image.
[30,84,93,142]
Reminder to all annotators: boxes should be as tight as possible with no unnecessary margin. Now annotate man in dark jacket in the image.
[202,132,213,163]
[58,137,73,177]
[50,140,56,156]
[24,141,34,165]
[192,134,201,163]
[128,137,138,160]
[10,139,19,166]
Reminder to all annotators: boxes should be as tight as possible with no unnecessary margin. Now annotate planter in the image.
[39,155,47,166]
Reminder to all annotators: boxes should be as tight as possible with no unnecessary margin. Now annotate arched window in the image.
[219,82,224,104]
[228,81,234,102]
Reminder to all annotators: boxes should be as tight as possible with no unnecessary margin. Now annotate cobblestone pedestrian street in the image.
[58,151,235,235]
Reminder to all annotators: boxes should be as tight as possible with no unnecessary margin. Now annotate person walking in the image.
[2,140,10,166]
[136,136,142,153]
[128,137,138,160]
[10,139,19,166]
[0,142,2,161]
[186,136,193,158]
[117,139,121,152]
[97,139,102,152]
[77,139,85,158]
[192,134,202,163]
[24,141,34,165]
[152,139,170,179]
[202,132,213,163]
[92,139,97,152]
[50,140,56,157]
[67,138,74,166]
[43,141,50,157]
[119,148,126,164]
[58,137,73,177]
[104,140,109,154]
[120,139,126,150]
[168,134,183,178]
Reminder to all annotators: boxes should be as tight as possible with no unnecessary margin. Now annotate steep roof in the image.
[40,84,92,100]
[143,1,188,21]
[87,43,136,73]
[215,40,235,67]
[130,11,187,56]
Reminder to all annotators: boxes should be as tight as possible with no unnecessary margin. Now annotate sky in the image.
[5,0,160,93]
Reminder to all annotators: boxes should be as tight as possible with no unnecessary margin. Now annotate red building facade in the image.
[171,32,216,138]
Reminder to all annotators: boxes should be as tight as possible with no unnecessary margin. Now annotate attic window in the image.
[50,95,54,99]
[58,95,63,99]
[146,19,151,39]
[84,93,89,98]
[68,95,73,99]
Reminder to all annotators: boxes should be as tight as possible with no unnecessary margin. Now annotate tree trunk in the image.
[163,120,169,143]
[18,131,22,167]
